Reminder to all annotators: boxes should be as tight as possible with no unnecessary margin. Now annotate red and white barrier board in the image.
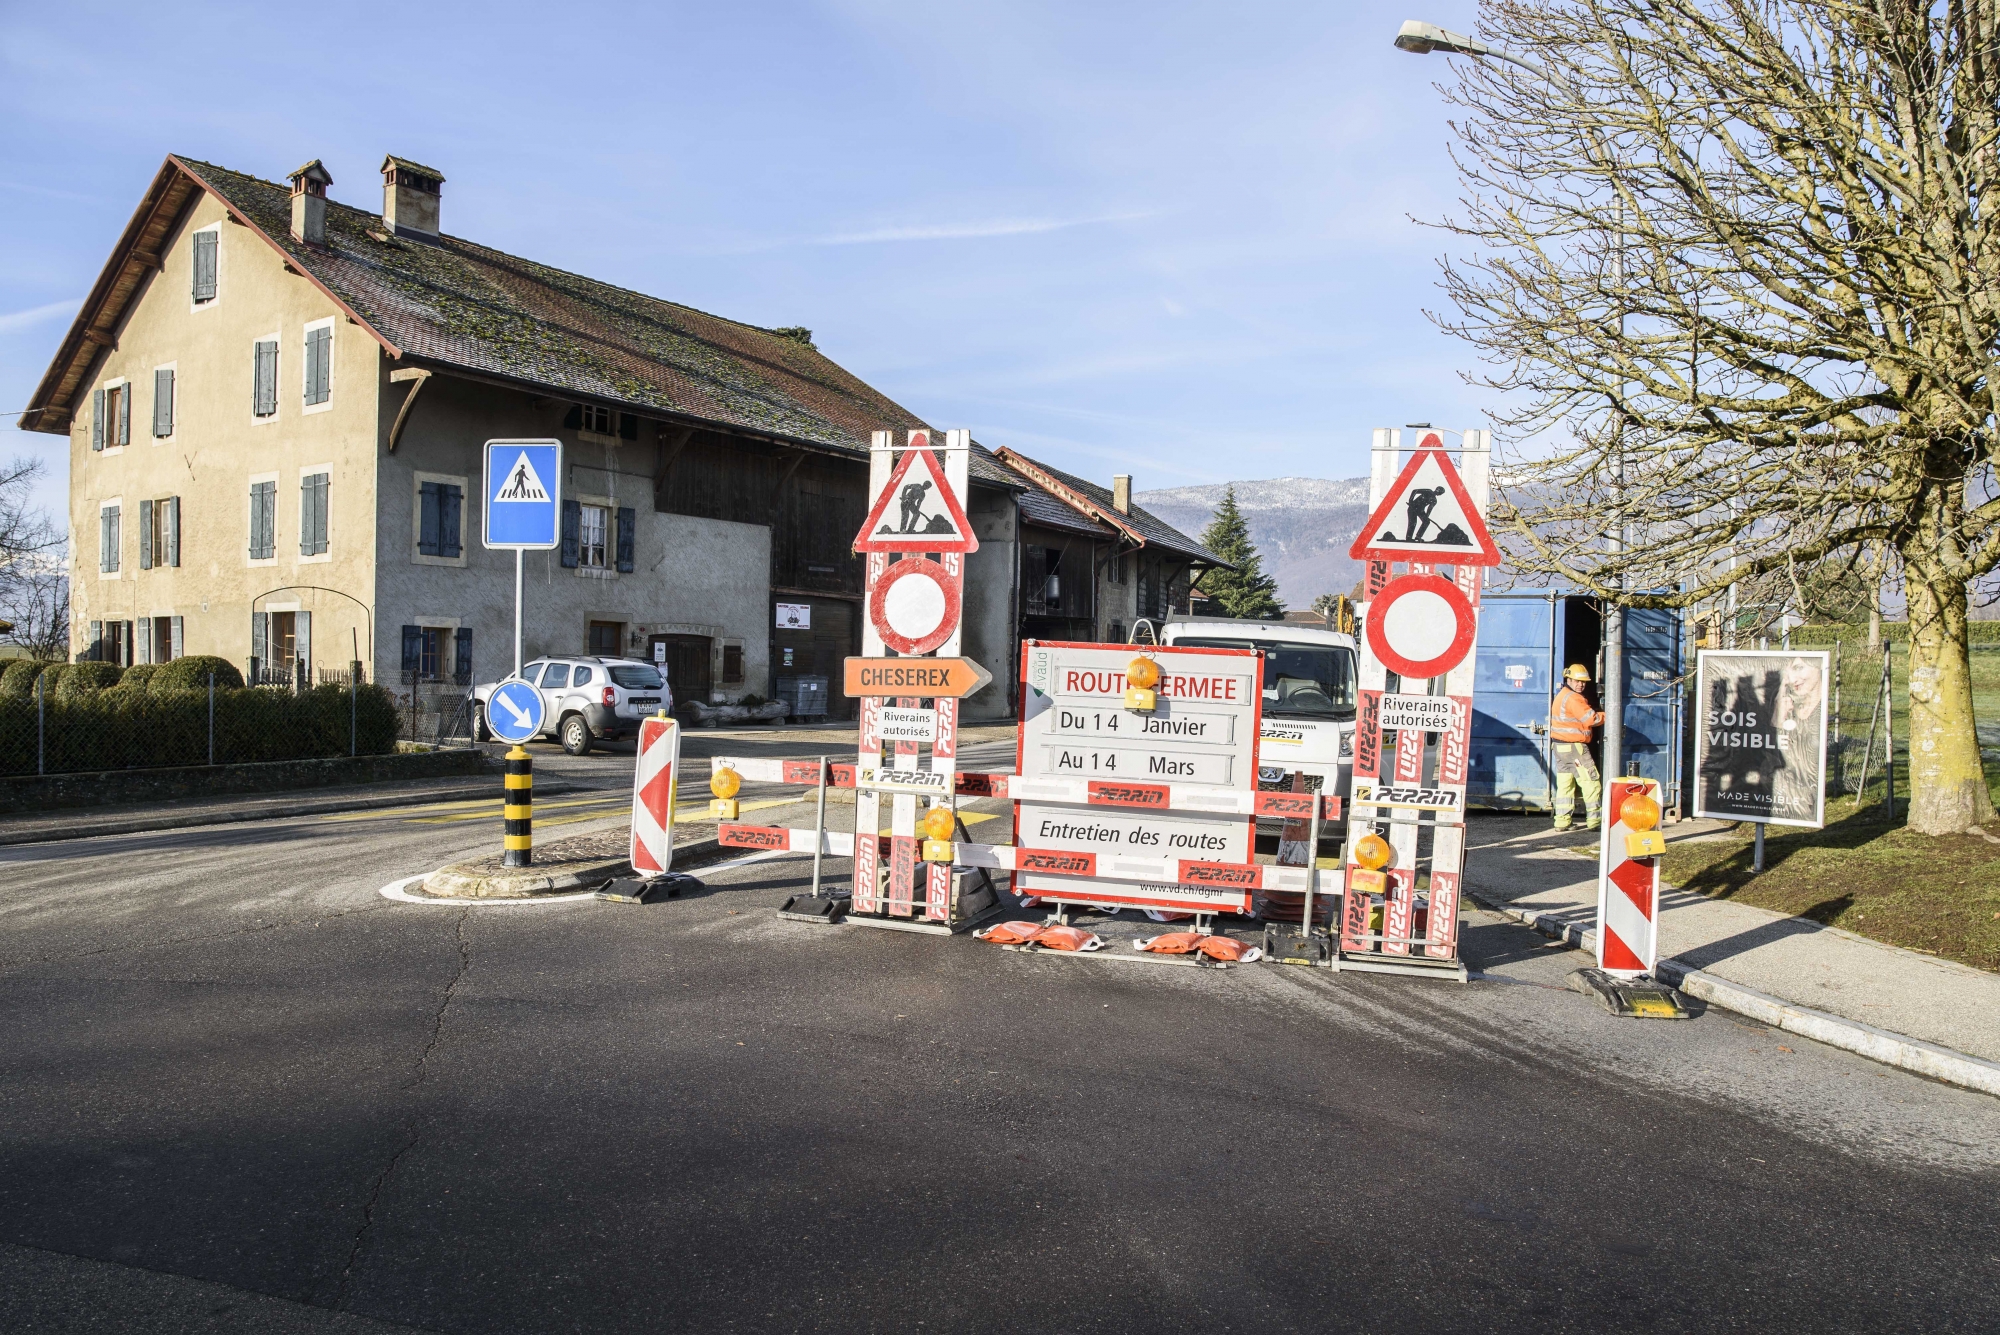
[1339,429,1493,977]
[1014,641,1263,914]
[1596,778,1663,978]
[630,715,679,875]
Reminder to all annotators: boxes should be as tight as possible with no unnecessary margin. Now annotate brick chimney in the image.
[1112,474,1132,514]
[287,159,332,246]
[380,156,444,241]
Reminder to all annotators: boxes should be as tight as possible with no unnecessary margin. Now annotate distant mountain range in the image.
[1135,476,1372,610]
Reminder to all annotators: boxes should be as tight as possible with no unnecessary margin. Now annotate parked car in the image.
[471,656,673,754]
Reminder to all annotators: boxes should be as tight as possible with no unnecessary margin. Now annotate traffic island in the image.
[421,829,630,899]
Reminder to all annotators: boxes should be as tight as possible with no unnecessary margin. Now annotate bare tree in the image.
[0,457,65,661]
[1431,0,2000,834]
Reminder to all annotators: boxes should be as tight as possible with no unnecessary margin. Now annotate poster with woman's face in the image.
[1694,650,1830,828]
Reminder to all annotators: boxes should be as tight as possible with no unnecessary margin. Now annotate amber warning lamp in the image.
[709,765,741,820]
[1124,655,1160,712]
[1622,790,1666,858]
[921,805,956,862]
[1349,832,1392,894]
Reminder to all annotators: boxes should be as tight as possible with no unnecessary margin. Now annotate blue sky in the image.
[1,1,1488,529]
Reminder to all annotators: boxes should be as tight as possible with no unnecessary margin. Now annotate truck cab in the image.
[1140,617,1358,821]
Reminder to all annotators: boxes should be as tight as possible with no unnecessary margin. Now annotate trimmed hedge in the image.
[0,682,402,776]
[54,662,123,701]
[0,660,53,699]
[114,664,159,695]
[154,655,244,691]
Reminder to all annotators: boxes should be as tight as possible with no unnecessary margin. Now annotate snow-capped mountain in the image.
[1136,476,1372,609]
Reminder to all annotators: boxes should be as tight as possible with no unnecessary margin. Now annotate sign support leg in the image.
[513,548,524,678]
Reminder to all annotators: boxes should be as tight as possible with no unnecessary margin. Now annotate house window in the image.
[104,620,132,666]
[140,497,178,569]
[191,229,218,303]
[1109,551,1127,585]
[303,324,332,406]
[418,482,463,557]
[153,368,175,437]
[588,621,621,657]
[579,504,608,569]
[99,504,120,573]
[249,480,277,560]
[301,472,329,556]
[253,339,278,418]
[576,404,614,435]
[94,383,130,451]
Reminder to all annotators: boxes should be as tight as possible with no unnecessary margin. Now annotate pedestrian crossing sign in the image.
[1349,435,1500,567]
[483,439,562,550]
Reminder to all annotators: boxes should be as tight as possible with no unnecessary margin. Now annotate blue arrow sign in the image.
[484,439,562,550]
[487,679,547,744]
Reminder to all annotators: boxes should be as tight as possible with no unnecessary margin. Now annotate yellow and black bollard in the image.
[503,745,533,867]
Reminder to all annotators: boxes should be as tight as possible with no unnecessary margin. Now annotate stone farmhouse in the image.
[21,153,1222,722]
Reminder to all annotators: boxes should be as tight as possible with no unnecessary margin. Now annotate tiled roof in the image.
[1019,486,1116,539]
[999,450,1226,566]
[25,155,1020,490]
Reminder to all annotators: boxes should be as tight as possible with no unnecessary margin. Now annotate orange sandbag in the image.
[1134,932,1206,954]
[1033,924,1104,952]
[1194,935,1262,963]
[973,920,1047,945]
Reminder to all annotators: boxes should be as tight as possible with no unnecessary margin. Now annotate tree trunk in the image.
[1899,557,1993,834]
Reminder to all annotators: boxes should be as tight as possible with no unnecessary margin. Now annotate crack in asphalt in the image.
[337,908,471,1307]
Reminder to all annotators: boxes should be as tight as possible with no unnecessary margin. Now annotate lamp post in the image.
[1394,19,1628,785]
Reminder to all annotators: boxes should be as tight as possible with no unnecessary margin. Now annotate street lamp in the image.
[1393,18,1629,790]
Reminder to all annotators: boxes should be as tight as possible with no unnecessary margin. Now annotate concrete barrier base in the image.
[422,829,629,899]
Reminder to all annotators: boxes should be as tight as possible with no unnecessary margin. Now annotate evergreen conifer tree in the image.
[1195,487,1283,619]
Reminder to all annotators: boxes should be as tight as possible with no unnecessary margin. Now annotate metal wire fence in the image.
[0,656,407,777]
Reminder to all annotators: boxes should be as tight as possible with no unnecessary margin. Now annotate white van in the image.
[1138,617,1357,837]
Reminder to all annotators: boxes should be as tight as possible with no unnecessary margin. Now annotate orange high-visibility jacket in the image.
[1550,685,1605,743]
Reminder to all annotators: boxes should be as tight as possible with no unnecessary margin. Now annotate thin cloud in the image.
[811,210,1151,246]
[0,299,81,333]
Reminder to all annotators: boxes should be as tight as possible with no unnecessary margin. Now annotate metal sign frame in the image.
[1692,649,1831,828]
[482,439,563,550]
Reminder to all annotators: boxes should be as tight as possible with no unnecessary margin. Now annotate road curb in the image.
[1468,892,2000,1100]
[0,780,590,847]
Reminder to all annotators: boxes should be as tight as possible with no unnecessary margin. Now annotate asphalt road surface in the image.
[3,791,1997,1333]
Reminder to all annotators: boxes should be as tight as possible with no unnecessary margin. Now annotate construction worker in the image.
[1551,663,1605,831]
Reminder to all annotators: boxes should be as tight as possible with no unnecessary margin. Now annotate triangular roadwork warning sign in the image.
[1349,435,1499,567]
[494,451,551,503]
[854,444,979,554]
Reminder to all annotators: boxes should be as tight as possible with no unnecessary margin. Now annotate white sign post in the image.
[1015,642,1263,914]
[483,439,563,677]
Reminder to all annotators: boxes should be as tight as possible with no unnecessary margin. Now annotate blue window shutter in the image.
[418,482,439,556]
[401,625,422,672]
[117,384,130,445]
[440,485,462,558]
[155,368,174,436]
[169,616,183,660]
[192,231,217,301]
[137,617,152,665]
[167,496,179,567]
[454,627,473,682]
[296,611,311,674]
[254,340,277,416]
[305,327,331,405]
[88,621,102,662]
[139,498,154,570]
[92,388,105,451]
[619,412,638,441]
[251,611,267,666]
[562,405,582,429]
[615,506,635,572]
[560,499,581,568]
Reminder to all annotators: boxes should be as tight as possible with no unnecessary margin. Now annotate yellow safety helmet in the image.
[1564,664,1592,682]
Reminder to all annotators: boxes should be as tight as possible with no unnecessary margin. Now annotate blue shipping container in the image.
[1469,591,1683,813]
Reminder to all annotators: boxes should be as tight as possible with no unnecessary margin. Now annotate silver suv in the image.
[472,656,673,755]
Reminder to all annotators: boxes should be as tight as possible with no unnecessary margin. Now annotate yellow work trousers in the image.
[1552,742,1601,829]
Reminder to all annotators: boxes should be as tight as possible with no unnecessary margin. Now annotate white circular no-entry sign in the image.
[1370,573,1476,679]
[869,559,962,656]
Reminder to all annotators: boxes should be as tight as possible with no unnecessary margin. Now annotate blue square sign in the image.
[484,439,562,550]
